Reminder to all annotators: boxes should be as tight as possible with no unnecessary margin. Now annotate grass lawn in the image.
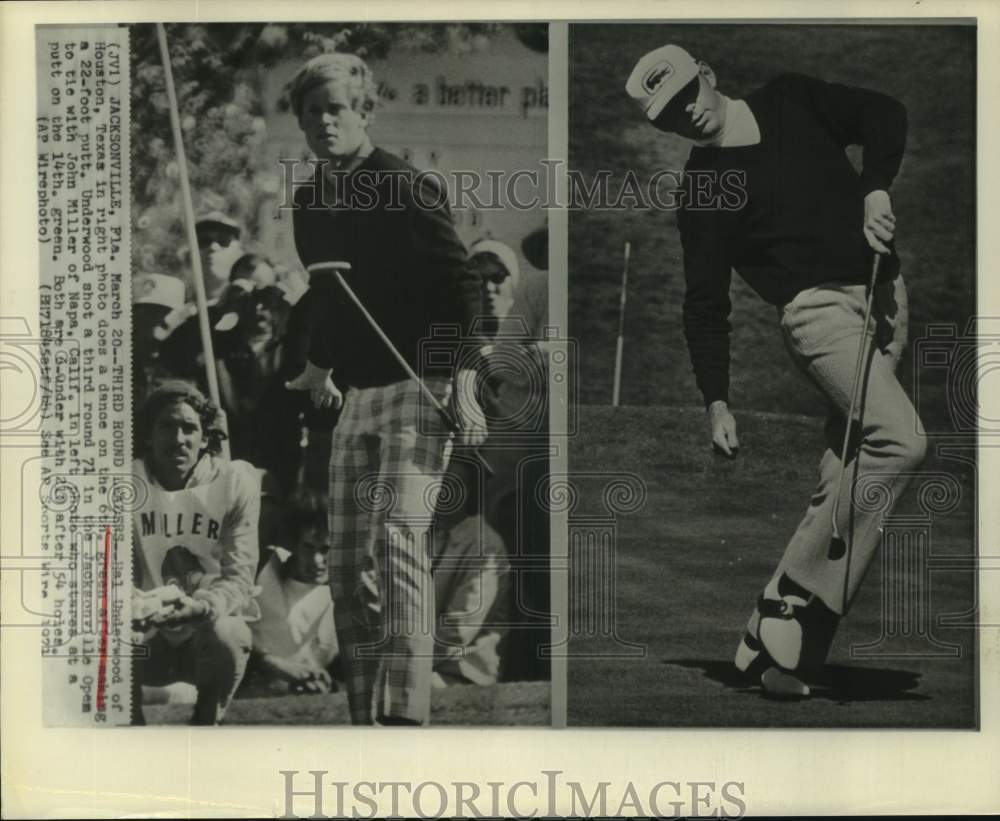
[566,405,977,728]
[144,680,550,726]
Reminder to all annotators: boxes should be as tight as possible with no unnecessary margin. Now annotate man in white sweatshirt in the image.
[131,380,260,724]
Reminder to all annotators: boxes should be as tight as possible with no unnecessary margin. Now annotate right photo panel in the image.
[566,22,978,727]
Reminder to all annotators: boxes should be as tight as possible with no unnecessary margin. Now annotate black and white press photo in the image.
[127,22,551,726]
[566,22,978,727]
[13,3,1000,816]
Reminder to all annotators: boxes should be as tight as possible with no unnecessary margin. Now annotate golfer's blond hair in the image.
[289,53,378,120]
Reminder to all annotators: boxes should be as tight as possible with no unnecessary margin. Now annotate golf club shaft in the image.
[308,262,494,478]
[830,252,882,541]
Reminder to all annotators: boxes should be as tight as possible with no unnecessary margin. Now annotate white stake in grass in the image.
[612,241,631,407]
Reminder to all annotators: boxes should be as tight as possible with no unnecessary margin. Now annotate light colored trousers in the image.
[327,379,453,724]
[432,514,511,686]
[772,280,926,615]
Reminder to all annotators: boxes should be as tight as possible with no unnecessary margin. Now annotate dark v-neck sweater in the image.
[291,147,481,388]
[678,73,907,407]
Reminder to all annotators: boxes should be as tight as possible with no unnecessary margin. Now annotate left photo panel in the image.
[34,21,552,726]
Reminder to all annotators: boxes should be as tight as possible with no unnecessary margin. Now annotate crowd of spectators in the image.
[131,212,549,719]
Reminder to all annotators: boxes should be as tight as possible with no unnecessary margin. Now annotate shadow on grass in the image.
[667,659,930,703]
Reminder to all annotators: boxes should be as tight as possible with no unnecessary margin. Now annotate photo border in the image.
[2,0,998,817]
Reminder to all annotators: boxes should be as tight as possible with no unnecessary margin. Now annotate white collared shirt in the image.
[697,95,762,148]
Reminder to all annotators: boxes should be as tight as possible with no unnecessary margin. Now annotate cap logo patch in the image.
[642,60,674,94]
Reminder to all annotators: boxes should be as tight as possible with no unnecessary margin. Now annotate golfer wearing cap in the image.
[627,45,925,697]
[283,52,487,725]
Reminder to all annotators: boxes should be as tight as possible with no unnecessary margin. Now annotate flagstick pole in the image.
[156,24,229,457]
[156,25,223,406]
[612,241,630,407]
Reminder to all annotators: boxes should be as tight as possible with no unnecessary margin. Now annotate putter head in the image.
[307,261,352,275]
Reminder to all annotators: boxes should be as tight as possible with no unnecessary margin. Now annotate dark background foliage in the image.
[129,22,524,276]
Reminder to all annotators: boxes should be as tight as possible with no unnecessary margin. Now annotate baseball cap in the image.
[195,210,241,231]
[625,44,700,121]
[194,211,241,244]
[132,273,185,311]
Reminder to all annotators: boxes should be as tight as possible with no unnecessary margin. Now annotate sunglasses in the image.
[197,231,239,250]
[650,75,701,132]
[471,254,511,283]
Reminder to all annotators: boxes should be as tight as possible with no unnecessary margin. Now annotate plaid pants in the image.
[328,378,454,724]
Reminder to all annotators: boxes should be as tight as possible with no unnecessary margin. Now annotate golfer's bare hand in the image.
[286,360,342,410]
[863,190,896,255]
[708,400,740,457]
[455,368,488,447]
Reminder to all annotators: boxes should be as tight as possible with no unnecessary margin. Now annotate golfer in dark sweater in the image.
[285,52,487,725]
[627,45,925,698]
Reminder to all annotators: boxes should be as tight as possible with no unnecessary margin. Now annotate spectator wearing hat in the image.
[132,272,187,408]
[194,211,245,302]
[468,238,552,682]
[469,239,521,337]
[157,212,243,386]
[133,272,186,376]
[432,241,522,683]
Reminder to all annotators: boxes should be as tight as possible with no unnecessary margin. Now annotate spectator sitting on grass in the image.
[247,491,339,695]
[432,459,511,688]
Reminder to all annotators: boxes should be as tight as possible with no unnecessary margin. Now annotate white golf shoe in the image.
[734,632,810,699]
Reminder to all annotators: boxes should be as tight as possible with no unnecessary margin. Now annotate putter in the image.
[308,261,494,478]
[828,252,882,563]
